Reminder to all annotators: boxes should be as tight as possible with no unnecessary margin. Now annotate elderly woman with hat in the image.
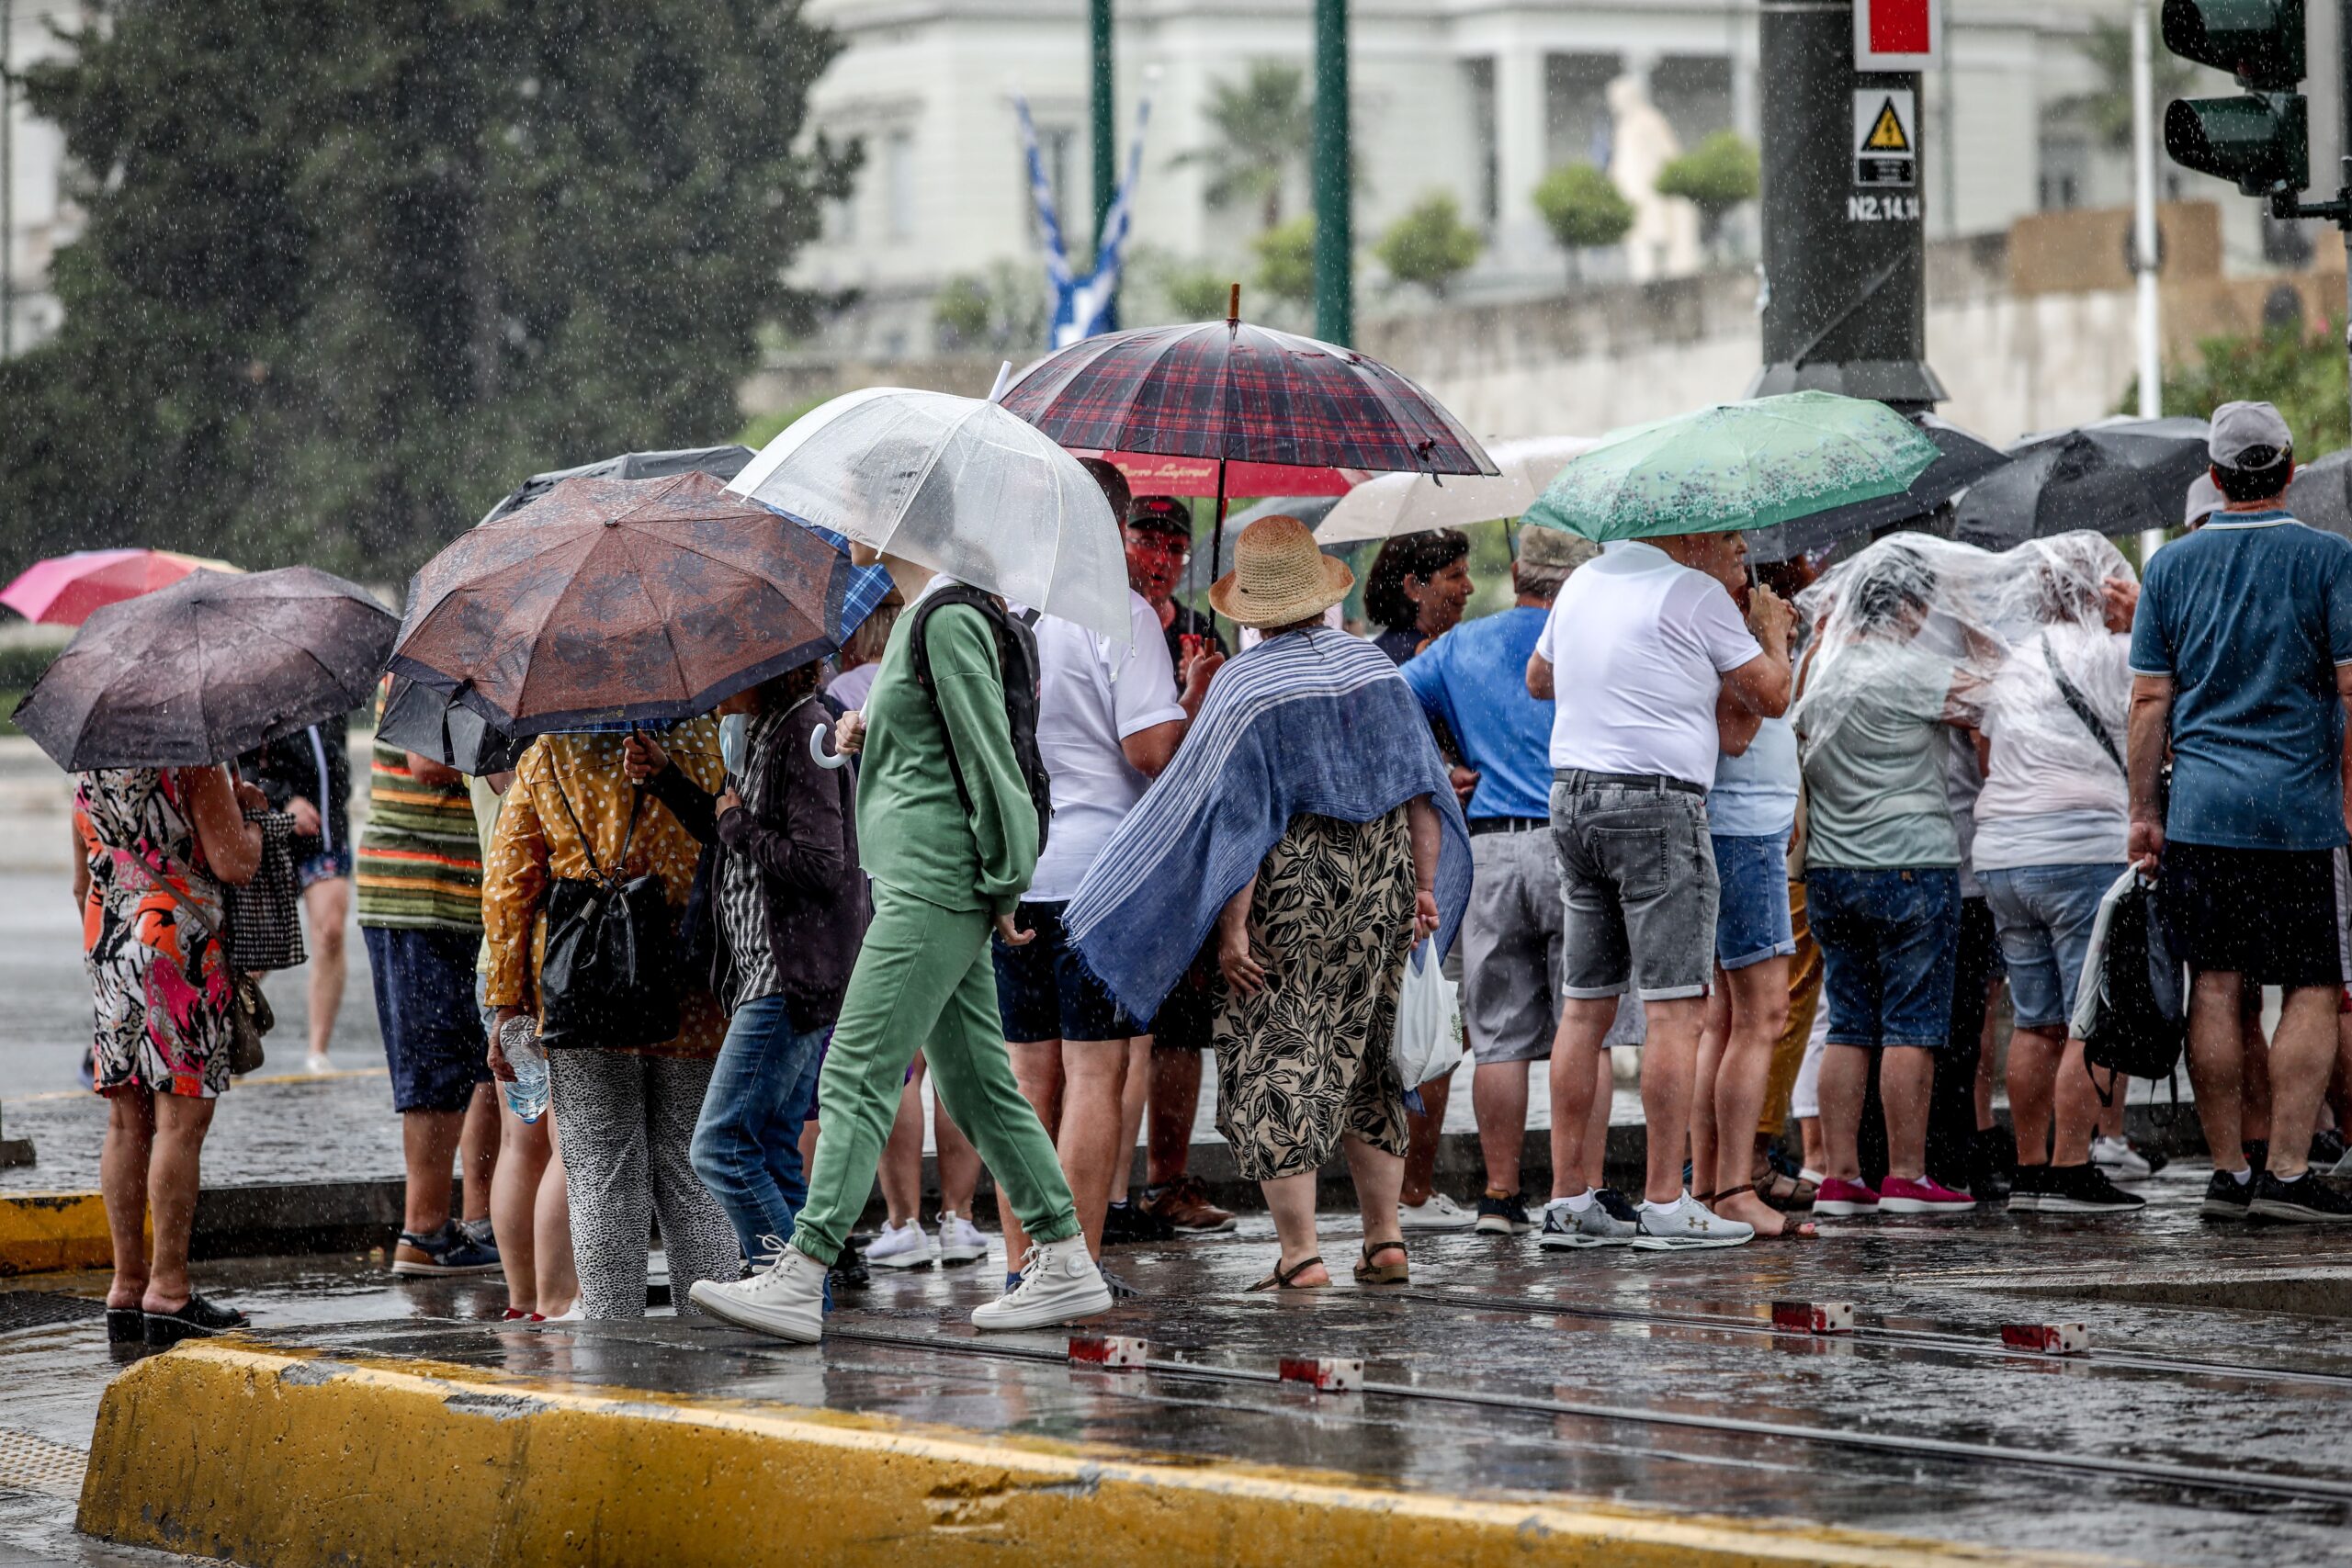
[1065,515,1474,1292]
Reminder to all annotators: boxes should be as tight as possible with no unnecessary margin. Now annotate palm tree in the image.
[1173,62,1312,231]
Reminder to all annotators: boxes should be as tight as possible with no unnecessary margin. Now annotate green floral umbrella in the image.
[1522,390,1941,543]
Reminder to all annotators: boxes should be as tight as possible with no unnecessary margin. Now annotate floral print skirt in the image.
[1212,808,1415,1183]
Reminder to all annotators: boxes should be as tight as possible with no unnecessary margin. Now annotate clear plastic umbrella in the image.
[729,387,1129,642]
[1315,436,1598,544]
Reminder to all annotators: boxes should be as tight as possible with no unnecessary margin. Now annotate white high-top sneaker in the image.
[687,1246,827,1343]
[968,1235,1114,1331]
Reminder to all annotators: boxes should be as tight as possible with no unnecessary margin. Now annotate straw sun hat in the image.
[1208,514,1356,629]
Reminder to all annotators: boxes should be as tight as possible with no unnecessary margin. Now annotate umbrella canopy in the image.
[1745,413,2012,565]
[1952,415,2211,551]
[1,549,242,627]
[2283,446,2352,537]
[1084,450,1367,498]
[1525,391,1941,544]
[729,386,1130,641]
[390,470,889,736]
[1001,317,1496,479]
[14,567,394,772]
[1317,436,1599,544]
[478,445,754,526]
[386,445,775,772]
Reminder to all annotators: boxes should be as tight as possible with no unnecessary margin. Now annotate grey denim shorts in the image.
[1548,772,1719,1003]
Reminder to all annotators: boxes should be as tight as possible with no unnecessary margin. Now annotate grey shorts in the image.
[1462,825,1565,1065]
[1549,771,1719,1003]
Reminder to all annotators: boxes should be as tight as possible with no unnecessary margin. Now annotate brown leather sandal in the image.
[1755,1164,1818,1212]
[1353,1239,1409,1285]
[1713,1183,1818,1240]
[1247,1255,1329,1292]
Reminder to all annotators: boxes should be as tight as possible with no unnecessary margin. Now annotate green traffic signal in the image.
[2161,0,2306,88]
[2165,91,2309,195]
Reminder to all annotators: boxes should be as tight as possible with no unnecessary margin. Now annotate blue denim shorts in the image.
[1980,863,2125,1032]
[1808,865,1961,1050]
[1710,831,1796,971]
[297,841,355,888]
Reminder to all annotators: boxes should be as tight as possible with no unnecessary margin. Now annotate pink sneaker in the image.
[1879,1176,1976,1215]
[1813,1178,1880,1216]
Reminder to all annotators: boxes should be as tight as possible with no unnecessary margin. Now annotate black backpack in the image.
[907,585,1053,853]
[537,781,683,1051]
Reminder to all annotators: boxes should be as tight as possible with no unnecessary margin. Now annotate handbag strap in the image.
[110,847,226,963]
[2041,636,2125,775]
[545,755,644,887]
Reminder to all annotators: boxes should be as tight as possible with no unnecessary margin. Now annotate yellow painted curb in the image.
[78,1341,2098,1568]
[0,1191,120,1277]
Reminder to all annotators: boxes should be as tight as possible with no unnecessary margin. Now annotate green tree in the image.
[1532,163,1634,281]
[929,261,1047,353]
[2064,18,2196,152]
[1374,193,1483,299]
[2,0,856,582]
[2131,318,2349,461]
[1162,265,1237,321]
[1252,215,1317,307]
[1655,130,1759,259]
[1173,61,1311,231]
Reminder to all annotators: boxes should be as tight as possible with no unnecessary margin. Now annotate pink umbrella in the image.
[1083,449,1368,499]
[1,549,242,626]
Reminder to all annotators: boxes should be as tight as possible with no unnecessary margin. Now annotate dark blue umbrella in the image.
[1746,413,2011,565]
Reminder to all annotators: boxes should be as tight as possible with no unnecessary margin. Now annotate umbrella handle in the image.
[809,722,852,771]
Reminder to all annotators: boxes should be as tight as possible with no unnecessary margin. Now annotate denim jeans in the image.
[689,994,830,1265]
[1808,865,1961,1050]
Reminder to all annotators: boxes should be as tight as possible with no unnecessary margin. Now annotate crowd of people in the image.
[73,399,2352,1347]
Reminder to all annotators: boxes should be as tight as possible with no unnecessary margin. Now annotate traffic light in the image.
[2162,0,2309,199]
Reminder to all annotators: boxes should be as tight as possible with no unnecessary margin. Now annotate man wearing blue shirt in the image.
[2128,400,2352,1224]
[1402,527,1623,1235]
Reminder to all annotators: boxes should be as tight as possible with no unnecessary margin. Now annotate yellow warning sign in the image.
[1865,98,1909,152]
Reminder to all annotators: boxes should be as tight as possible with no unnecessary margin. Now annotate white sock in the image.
[2230,1168,2253,1186]
[1640,1196,1681,1216]
[1558,1189,1595,1213]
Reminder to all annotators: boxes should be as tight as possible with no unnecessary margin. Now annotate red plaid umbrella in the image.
[1001,288,1494,604]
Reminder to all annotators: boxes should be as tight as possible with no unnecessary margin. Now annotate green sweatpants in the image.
[790,883,1079,1266]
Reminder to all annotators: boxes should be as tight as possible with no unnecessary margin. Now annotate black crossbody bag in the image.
[537,775,681,1051]
[2043,638,2126,773]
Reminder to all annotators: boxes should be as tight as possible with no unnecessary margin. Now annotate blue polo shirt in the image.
[1400,605,1554,821]
[2127,510,2352,851]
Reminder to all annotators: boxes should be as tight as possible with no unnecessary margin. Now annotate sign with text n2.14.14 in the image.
[1853,87,1916,189]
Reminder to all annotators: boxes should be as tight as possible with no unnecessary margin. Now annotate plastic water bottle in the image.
[500,1016,548,1124]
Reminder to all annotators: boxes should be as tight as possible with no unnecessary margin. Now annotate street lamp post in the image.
[2132,0,2167,563]
[1312,0,1352,345]
[1091,0,1114,254]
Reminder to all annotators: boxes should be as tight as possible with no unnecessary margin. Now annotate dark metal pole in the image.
[2,0,15,360]
[1091,0,1115,255]
[1312,0,1352,346]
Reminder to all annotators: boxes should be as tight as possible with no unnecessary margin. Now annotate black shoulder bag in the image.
[2042,637,2126,773]
[537,775,682,1051]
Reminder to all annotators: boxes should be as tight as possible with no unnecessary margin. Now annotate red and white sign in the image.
[1854,0,1940,71]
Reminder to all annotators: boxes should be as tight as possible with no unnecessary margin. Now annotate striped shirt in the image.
[356,699,484,931]
[717,705,790,1011]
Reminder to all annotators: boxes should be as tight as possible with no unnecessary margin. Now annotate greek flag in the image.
[1016,94,1152,349]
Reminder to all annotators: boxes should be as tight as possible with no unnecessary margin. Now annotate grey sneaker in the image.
[1632,1193,1755,1251]
[1538,1194,1638,1249]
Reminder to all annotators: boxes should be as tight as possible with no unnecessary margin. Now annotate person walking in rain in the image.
[690,542,1114,1339]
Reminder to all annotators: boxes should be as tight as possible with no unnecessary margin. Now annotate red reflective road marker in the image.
[2001,1323,2090,1355]
[1068,1335,1148,1369]
[1770,1301,1855,1335]
[1277,1357,1363,1392]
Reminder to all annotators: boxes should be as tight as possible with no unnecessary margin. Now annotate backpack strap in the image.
[909,586,1008,823]
[2041,636,2126,775]
[545,754,642,887]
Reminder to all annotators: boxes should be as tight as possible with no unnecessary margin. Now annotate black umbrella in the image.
[2283,447,2352,538]
[14,567,395,771]
[1746,413,2011,565]
[382,446,757,771]
[1953,415,2211,551]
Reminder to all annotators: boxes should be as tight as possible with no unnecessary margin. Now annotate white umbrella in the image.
[728,387,1130,641]
[1315,435,1599,544]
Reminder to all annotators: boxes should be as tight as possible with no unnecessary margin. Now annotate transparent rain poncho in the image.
[728,387,1132,642]
[1791,529,2137,762]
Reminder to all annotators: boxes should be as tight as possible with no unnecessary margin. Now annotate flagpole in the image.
[1209,283,1241,642]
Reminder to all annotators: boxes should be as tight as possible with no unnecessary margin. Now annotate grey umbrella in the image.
[14,567,396,771]
[2283,447,2352,538]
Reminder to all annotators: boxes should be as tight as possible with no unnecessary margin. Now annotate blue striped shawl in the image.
[1064,626,1474,1020]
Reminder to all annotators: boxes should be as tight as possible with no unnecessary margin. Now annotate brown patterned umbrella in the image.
[388,469,880,735]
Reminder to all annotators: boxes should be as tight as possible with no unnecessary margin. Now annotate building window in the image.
[823,187,857,245]
[886,130,916,243]
[1462,59,1498,227]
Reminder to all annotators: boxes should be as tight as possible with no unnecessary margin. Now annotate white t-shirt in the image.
[1025,590,1188,901]
[1537,541,1764,787]
[1972,625,2132,871]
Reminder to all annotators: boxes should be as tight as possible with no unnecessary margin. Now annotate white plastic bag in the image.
[1390,940,1464,1088]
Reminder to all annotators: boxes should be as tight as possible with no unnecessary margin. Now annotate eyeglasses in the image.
[1127,533,1193,564]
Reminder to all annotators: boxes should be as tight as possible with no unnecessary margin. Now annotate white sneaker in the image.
[687,1245,826,1343]
[1397,1193,1476,1232]
[304,1053,332,1074]
[970,1235,1113,1331]
[934,1210,989,1266]
[1631,1193,1754,1251]
[2090,1135,2152,1180]
[865,1219,938,1269]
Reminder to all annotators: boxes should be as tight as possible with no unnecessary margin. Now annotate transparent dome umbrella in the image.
[15,567,395,771]
[1316,436,1600,544]
[1523,390,1941,544]
[729,386,1131,641]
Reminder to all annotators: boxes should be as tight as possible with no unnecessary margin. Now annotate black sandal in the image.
[142,1294,249,1347]
[105,1307,142,1345]
[1247,1255,1329,1292]
[1353,1239,1409,1285]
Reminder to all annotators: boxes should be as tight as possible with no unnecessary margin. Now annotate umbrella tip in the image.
[1227,283,1240,323]
[987,361,1013,403]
